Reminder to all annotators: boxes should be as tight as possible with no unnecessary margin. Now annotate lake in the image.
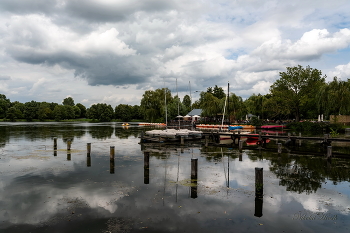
[0,122,349,232]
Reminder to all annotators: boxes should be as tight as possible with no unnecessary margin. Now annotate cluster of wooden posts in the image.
[53,137,266,216]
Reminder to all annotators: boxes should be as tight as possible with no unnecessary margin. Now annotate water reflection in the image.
[0,122,349,233]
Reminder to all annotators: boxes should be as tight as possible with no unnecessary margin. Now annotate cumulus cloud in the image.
[0,0,350,105]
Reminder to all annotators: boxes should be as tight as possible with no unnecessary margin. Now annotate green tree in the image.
[115,104,133,121]
[73,106,81,118]
[76,103,86,118]
[228,93,246,122]
[87,103,114,122]
[0,94,11,118]
[132,105,142,120]
[53,105,65,121]
[64,105,75,119]
[62,97,75,106]
[24,101,40,121]
[6,106,23,121]
[317,77,350,116]
[199,92,221,119]
[182,95,191,114]
[140,88,172,122]
[213,85,226,99]
[37,102,53,121]
[269,65,326,121]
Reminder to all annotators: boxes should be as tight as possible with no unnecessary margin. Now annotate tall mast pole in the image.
[164,78,168,129]
[227,82,230,126]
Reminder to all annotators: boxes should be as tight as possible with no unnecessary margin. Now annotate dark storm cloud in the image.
[0,0,57,14]
[64,0,176,23]
[7,45,153,86]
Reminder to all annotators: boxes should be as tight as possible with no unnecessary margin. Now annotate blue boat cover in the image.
[228,126,243,130]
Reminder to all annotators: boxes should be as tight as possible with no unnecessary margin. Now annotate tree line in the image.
[1,65,349,122]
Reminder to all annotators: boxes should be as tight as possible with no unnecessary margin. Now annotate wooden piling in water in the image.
[181,136,184,145]
[239,140,243,152]
[87,143,91,156]
[191,158,198,198]
[53,137,57,149]
[255,167,263,199]
[205,135,209,147]
[254,198,263,217]
[87,157,91,167]
[110,160,115,174]
[278,143,282,154]
[110,146,115,160]
[144,152,150,184]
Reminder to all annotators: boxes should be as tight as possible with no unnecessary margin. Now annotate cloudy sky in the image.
[1,0,350,107]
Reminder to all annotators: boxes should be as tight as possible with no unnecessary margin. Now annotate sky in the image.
[1,0,350,107]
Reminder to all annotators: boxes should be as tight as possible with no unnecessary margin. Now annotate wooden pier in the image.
[207,132,350,146]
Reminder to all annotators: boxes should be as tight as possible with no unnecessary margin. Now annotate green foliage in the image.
[24,101,40,121]
[140,88,172,122]
[250,116,263,126]
[206,85,226,99]
[76,103,86,118]
[87,103,114,122]
[182,95,191,113]
[62,97,75,106]
[6,107,23,121]
[53,105,65,121]
[286,121,344,134]
[0,94,11,119]
[269,65,326,121]
[37,102,53,121]
[115,104,133,121]
[317,77,350,115]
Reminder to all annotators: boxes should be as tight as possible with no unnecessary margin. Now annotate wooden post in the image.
[327,146,332,159]
[67,152,71,161]
[181,136,184,145]
[110,159,115,174]
[205,135,209,147]
[254,198,263,217]
[239,140,243,152]
[255,167,263,199]
[191,158,198,198]
[239,153,242,161]
[110,146,115,160]
[87,157,91,167]
[67,139,71,151]
[144,152,150,184]
[54,151,57,157]
[53,137,57,149]
[278,143,282,154]
[87,143,91,156]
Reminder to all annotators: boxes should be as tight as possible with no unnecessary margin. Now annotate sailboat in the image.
[144,79,203,142]
[219,82,250,144]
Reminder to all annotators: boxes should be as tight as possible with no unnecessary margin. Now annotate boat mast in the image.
[227,82,230,126]
[164,78,168,129]
[221,82,229,130]
[176,78,181,130]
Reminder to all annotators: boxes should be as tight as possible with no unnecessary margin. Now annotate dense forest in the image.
[1,65,350,123]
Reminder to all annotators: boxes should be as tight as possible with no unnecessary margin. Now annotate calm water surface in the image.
[0,122,349,233]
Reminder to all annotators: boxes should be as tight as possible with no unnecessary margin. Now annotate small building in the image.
[184,109,202,122]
